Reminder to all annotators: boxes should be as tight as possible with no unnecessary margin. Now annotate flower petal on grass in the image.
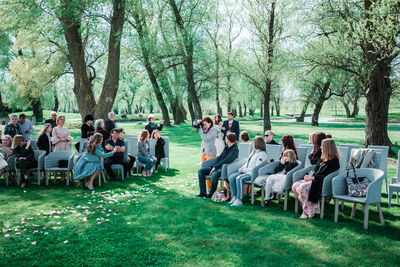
[31,241,36,245]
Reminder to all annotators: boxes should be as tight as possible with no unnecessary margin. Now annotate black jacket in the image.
[104,118,117,133]
[45,119,57,128]
[81,123,95,138]
[274,162,298,174]
[155,138,165,158]
[145,123,163,136]
[308,149,322,165]
[308,157,340,203]
[221,120,240,141]
[213,144,239,170]
[95,129,110,149]
[37,134,52,155]
[267,139,279,145]
[13,144,36,164]
[4,123,22,139]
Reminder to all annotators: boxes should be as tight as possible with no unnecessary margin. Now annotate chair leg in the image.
[320,196,325,219]
[5,172,9,186]
[45,172,49,186]
[261,187,265,207]
[38,171,41,186]
[251,184,255,205]
[102,171,107,184]
[284,190,288,211]
[385,177,388,193]
[66,172,70,186]
[295,197,299,214]
[351,203,357,217]
[363,204,369,230]
[377,203,384,225]
[98,173,101,187]
[388,187,392,207]
[334,199,339,223]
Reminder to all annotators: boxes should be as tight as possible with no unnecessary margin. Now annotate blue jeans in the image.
[229,172,251,199]
[198,167,222,196]
[138,156,155,171]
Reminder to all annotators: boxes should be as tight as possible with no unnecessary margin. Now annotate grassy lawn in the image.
[1,121,400,266]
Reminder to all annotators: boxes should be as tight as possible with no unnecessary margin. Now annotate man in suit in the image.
[221,112,239,141]
[105,112,117,134]
[265,130,279,145]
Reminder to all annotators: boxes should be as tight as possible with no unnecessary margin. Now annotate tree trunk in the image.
[187,97,195,123]
[311,102,323,127]
[215,49,222,115]
[131,7,171,126]
[94,0,126,119]
[311,81,330,126]
[32,98,43,121]
[274,96,280,117]
[169,0,202,120]
[0,91,10,115]
[263,93,271,131]
[238,102,243,117]
[351,91,360,117]
[271,105,274,117]
[342,99,351,118]
[227,92,232,113]
[260,101,263,119]
[244,102,247,116]
[53,89,59,112]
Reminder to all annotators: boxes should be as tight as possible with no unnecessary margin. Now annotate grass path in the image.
[0,122,399,266]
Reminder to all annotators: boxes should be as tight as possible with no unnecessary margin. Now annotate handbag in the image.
[345,163,370,197]
[0,154,8,169]
[58,160,69,168]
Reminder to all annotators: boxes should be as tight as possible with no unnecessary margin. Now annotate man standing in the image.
[17,113,34,141]
[196,133,239,198]
[105,112,117,134]
[221,112,240,141]
[145,114,164,136]
[104,129,128,180]
[45,112,57,128]
[264,130,278,145]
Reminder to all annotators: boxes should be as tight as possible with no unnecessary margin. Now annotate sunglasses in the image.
[264,134,269,137]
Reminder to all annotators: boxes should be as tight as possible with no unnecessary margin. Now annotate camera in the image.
[192,120,204,129]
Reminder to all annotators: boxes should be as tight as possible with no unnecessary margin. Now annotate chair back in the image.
[126,135,137,139]
[266,144,282,162]
[44,150,75,168]
[299,144,314,149]
[127,136,138,157]
[35,150,46,170]
[293,138,303,148]
[368,145,388,179]
[148,139,156,157]
[337,146,350,174]
[284,160,302,190]
[79,138,88,153]
[5,155,16,171]
[161,136,170,158]
[339,144,359,154]
[30,138,38,150]
[238,142,252,159]
[123,140,129,162]
[396,151,400,183]
[304,147,313,168]
[296,147,307,168]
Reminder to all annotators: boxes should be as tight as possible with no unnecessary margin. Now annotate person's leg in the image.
[145,157,154,172]
[209,169,222,197]
[292,181,301,200]
[236,174,251,200]
[17,161,27,185]
[228,172,241,198]
[86,170,101,189]
[197,167,212,196]
[104,158,116,180]
[264,179,274,201]
[127,156,135,175]
[155,155,162,170]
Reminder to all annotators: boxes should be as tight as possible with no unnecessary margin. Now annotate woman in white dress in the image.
[52,115,72,151]
[214,114,224,156]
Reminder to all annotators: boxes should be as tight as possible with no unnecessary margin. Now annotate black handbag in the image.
[345,163,370,197]
[58,160,69,168]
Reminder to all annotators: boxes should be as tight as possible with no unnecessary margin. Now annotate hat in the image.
[84,114,95,122]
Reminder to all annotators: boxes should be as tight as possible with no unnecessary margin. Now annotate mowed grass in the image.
[0,121,400,266]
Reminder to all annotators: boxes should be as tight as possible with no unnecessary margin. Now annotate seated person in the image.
[76,114,95,151]
[151,130,165,171]
[262,149,298,206]
[309,132,327,165]
[228,136,268,206]
[264,130,278,145]
[0,135,13,177]
[12,135,37,188]
[280,135,298,159]
[196,133,239,199]
[4,114,22,139]
[105,112,117,134]
[137,130,156,177]
[292,138,340,219]
[37,123,53,155]
[104,129,128,180]
[239,131,250,143]
[118,128,135,175]
[94,119,110,149]
[145,114,164,137]
[74,133,117,190]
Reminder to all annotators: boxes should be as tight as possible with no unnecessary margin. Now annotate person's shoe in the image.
[263,200,270,207]
[299,213,308,219]
[228,197,237,205]
[271,193,278,200]
[254,190,262,196]
[20,183,26,188]
[194,193,207,198]
[203,194,212,199]
[231,199,243,206]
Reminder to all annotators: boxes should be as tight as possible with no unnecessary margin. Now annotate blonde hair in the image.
[139,130,149,142]
[283,149,297,164]
[39,123,52,136]
[253,136,266,151]
[12,135,25,149]
[321,138,340,161]
[87,133,103,154]
[1,135,12,146]
[56,115,65,125]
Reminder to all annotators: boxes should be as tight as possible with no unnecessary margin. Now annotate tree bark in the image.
[351,90,360,117]
[274,96,280,117]
[311,102,323,127]
[32,98,43,121]
[215,49,222,115]
[342,99,351,118]
[271,105,274,117]
[260,101,263,119]
[53,89,59,112]
[187,97,195,123]
[311,81,331,126]
[244,102,247,116]
[263,92,271,131]
[169,0,202,120]
[238,102,243,117]
[94,0,126,119]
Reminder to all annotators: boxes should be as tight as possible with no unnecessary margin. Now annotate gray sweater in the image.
[138,141,151,157]
[199,126,218,156]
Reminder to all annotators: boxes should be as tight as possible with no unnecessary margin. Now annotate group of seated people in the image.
[196,129,339,220]
[0,112,166,189]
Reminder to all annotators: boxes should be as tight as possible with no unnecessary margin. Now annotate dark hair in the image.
[84,114,95,122]
[19,113,26,119]
[139,130,149,141]
[118,128,125,133]
[226,133,236,143]
[326,134,332,139]
[312,132,327,154]
[227,112,234,117]
[281,135,298,159]
[214,114,222,125]
[253,136,266,151]
[202,117,213,132]
[110,128,120,134]
[240,131,250,142]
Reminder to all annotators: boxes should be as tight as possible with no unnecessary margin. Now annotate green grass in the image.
[1,122,400,266]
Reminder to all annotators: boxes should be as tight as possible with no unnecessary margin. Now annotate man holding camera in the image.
[221,112,240,141]
[195,133,239,198]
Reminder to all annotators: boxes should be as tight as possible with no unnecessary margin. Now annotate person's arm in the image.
[1,146,12,156]
[214,146,239,169]
[284,162,298,173]
[221,121,228,134]
[274,162,286,173]
[51,128,60,145]
[158,123,163,131]
[95,146,114,159]
[66,128,72,143]
[235,121,240,139]
[313,159,339,181]
[138,142,148,156]
[117,140,126,152]
[3,125,10,136]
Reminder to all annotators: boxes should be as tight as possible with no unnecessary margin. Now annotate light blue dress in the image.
[74,145,113,180]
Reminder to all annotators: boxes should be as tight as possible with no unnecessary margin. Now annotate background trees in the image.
[0,0,399,151]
